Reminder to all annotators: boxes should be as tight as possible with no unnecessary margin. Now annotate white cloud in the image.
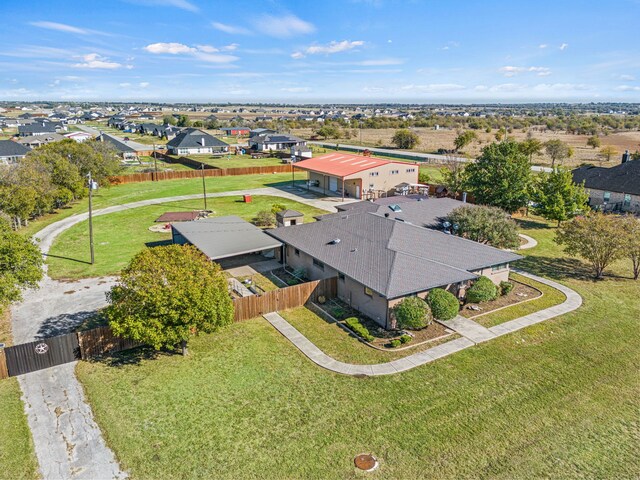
[211,22,251,35]
[615,74,635,81]
[30,21,89,34]
[221,43,239,51]
[127,0,198,12]
[254,14,315,38]
[532,83,591,92]
[73,53,126,69]
[356,58,402,66]
[400,83,466,92]
[292,40,364,59]
[119,82,131,87]
[538,44,548,49]
[614,85,640,91]
[280,87,311,93]
[139,82,150,88]
[440,41,459,51]
[500,66,551,77]
[559,43,569,50]
[143,42,238,63]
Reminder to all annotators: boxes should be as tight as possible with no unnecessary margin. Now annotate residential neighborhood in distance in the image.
[0,1,638,479]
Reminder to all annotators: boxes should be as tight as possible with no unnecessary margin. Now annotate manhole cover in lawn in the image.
[354,454,378,472]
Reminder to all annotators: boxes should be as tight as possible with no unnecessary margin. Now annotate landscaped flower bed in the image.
[459,276,541,319]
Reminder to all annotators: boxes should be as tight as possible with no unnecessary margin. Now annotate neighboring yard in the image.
[47,195,327,279]
[0,311,38,480]
[76,216,640,479]
[169,153,285,169]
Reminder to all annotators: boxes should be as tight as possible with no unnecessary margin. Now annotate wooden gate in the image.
[4,333,80,377]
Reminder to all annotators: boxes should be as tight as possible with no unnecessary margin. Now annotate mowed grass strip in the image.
[76,216,640,479]
[47,195,327,280]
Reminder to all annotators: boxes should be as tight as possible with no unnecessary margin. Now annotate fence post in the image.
[0,349,8,380]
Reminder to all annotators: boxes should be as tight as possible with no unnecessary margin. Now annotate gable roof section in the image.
[0,140,31,157]
[18,123,57,135]
[572,161,640,196]
[172,216,282,260]
[267,211,521,298]
[293,152,406,178]
[97,133,136,153]
[166,128,229,149]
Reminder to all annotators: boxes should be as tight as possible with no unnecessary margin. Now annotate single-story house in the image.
[572,155,640,213]
[292,152,419,200]
[249,128,276,137]
[96,133,154,161]
[0,140,31,165]
[17,123,58,136]
[249,133,306,152]
[221,127,251,136]
[267,198,521,329]
[166,128,229,155]
[64,131,93,143]
[172,216,282,266]
[16,133,65,148]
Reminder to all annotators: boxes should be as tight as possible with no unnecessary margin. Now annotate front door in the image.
[329,176,338,191]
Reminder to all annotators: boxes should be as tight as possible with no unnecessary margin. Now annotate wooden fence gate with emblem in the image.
[3,333,80,377]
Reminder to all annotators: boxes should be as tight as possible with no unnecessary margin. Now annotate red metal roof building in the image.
[293,152,419,200]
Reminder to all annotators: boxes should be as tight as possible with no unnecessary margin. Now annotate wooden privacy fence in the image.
[0,350,8,380]
[77,326,142,359]
[233,277,337,322]
[110,164,293,184]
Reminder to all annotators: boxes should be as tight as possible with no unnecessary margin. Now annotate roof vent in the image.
[389,204,402,213]
[384,212,390,218]
[329,238,341,245]
[201,137,205,146]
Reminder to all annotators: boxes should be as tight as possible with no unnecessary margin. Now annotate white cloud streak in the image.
[143,42,238,63]
[292,40,364,59]
[212,22,251,35]
[30,21,89,34]
[254,14,315,38]
[73,53,129,69]
[500,66,551,77]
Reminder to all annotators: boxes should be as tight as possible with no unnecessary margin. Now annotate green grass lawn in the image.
[76,215,640,479]
[174,153,285,169]
[19,173,296,238]
[473,272,566,328]
[47,195,327,279]
[0,311,39,480]
[121,156,195,173]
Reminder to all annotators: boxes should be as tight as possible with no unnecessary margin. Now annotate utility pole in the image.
[87,172,95,265]
[201,163,207,210]
[153,142,157,180]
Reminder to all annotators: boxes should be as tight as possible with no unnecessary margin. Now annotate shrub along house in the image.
[267,198,521,329]
[167,128,230,156]
[572,153,640,213]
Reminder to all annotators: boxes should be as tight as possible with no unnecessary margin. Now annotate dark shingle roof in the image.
[277,209,303,219]
[572,161,640,196]
[18,123,57,135]
[167,128,229,149]
[267,210,521,298]
[0,140,31,157]
[97,134,136,153]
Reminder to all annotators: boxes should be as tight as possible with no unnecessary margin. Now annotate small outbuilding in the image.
[276,210,304,227]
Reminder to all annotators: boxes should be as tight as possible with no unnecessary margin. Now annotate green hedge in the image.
[427,289,460,320]
[393,296,433,329]
[500,280,514,296]
[467,276,498,303]
[344,317,374,342]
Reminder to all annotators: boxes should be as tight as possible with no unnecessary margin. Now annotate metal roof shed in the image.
[171,216,282,261]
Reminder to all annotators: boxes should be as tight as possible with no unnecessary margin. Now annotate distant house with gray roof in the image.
[0,140,31,165]
[166,128,229,155]
[267,197,521,329]
[249,133,306,152]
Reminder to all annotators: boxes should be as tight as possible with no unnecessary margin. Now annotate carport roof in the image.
[172,216,282,260]
[293,152,406,178]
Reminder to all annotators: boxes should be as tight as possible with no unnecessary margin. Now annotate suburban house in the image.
[292,152,420,200]
[17,122,58,136]
[249,128,276,137]
[166,128,229,155]
[221,127,251,136]
[249,133,306,152]
[16,133,65,148]
[171,216,282,266]
[0,140,31,165]
[64,131,93,143]
[572,155,640,213]
[266,197,521,329]
[96,133,153,162]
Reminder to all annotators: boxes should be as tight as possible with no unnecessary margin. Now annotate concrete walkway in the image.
[518,234,538,250]
[14,187,346,479]
[263,269,581,376]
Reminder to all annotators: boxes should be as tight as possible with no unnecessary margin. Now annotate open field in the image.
[76,215,640,479]
[0,311,39,480]
[294,127,640,168]
[18,173,295,238]
[170,153,285,169]
[47,195,327,279]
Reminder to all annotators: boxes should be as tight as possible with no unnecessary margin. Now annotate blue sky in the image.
[1,0,639,103]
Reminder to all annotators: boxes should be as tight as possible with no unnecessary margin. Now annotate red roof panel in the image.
[293,152,408,177]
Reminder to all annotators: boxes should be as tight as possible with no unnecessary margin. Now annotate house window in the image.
[492,263,508,272]
[294,248,300,256]
[390,170,399,175]
[406,168,416,173]
[313,258,324,270]
[338,273,345,281]
[364,286,373,297]
[624,194,631,207]
[369,184,374,189]
[603,191,611,202]
[369,172,379,177]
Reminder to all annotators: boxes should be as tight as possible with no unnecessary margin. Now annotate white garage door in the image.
[329,176,338,191]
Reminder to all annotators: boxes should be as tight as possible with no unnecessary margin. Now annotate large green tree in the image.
[519,138,543,164]
[391,129,420,149]
[544,139,573,167]
[105,245,234,355]
[464,140,532,213]
[555,213,625,279]
[531,168,589,226]
[448,205,520,249]
[619,216,640,280]
[0,217,43,306]
[453,131,477,152]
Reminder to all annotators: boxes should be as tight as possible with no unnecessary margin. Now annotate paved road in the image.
[310,141,553,172]
[263,270,581,376]
[13,186,351,479]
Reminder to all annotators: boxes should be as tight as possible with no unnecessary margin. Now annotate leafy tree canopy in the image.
[391,129,420,149]
[531,168,589,225]
[448,205,520,249]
